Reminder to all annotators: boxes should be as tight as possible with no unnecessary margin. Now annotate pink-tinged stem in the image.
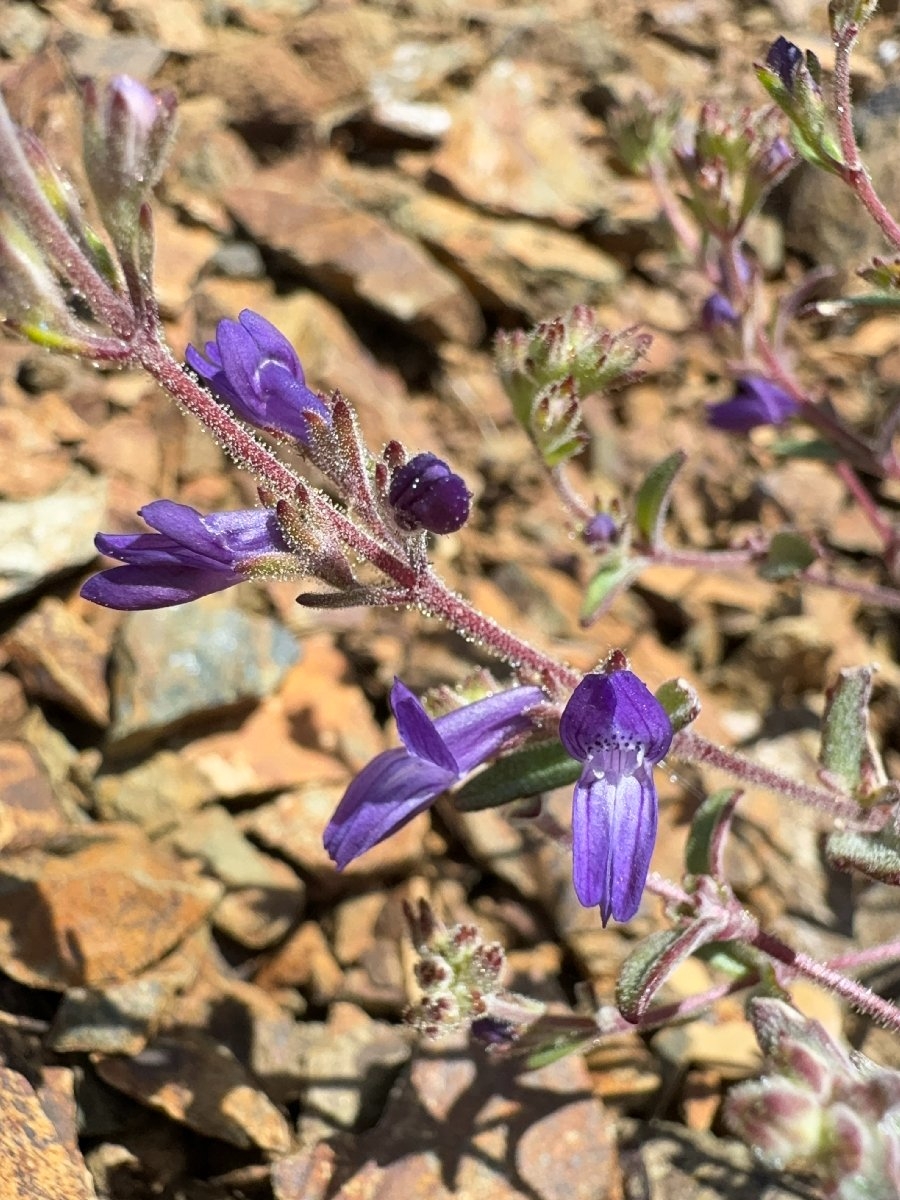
[832,23,900,251]
[753,927,900,1034]
[648,160,701,260]
[671,729,887,826]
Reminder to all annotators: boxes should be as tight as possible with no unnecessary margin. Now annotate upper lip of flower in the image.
[324,679,545,869]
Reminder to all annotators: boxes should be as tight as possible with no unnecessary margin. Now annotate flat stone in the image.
[108,593,299,751]
[0,471,108,605]
[4,597,110,726]
[391,188,622,319]
[432,58,614,227]
[89,749,217,834]
[225,162,484,344]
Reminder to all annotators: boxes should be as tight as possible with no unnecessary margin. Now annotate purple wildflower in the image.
[583,512,620,549]
[388,452,471,535]
[80,499,291,610]
[559,669,672,924]
[700,293,739,332]
[765,36,805,94]
[185,310,330,442]
[324,679,544,869]
[707,375,798,433]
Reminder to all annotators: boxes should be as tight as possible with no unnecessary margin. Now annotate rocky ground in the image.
[1,0,900,1197]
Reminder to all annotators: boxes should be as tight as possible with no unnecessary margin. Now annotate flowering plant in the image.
[4,2,900,1191]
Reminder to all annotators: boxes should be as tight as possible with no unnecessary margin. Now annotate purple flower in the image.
[388,452,471,535]
[700,293,739,333]
[765,36,804,94]
[185,310,330,442]
[583,512,620,549]
[707,375,798,433]
[324,679,544,869]
[559,669,672,924]
[81,499,291,610]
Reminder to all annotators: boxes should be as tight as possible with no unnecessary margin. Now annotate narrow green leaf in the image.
[819,666,874,794]
[580,556,646,626]
[633,450,686,547]
[453,741,581,812]
[684,788,741,876]
[826,826,900,886]
[770,438,841,462]
[758,531,816,580]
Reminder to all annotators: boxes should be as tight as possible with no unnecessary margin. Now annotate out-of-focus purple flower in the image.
[559,668,672,924]
[388,452,471,535]
[186,310,329,442]
[765,36,805,94]
[700,293,740,333]
[81,499,291,610]
[707,375,799,433]
[583,512,620,550]
[324,679,544,869]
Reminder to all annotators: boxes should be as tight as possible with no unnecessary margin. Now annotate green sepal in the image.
[819,665,885,799]
[633,450,686,546]
[453,741,581,812]
[655,677,701,732]
[758,531,816,580]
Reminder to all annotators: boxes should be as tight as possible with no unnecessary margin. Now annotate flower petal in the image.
[323,747,456,868]
[238,309,304,377]
[80,564,240,609]
[560,670,671,766]
[391,680,459,772]
[432,686,545,773]
[571,767,659,924]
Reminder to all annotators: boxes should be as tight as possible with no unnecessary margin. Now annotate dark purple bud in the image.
[700,293,739,333]
[388,452,471,535]
[707,375,798,433]
[186,310,330,443]
[765,36,804,93]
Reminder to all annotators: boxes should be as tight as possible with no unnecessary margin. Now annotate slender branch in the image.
[753,927,900,1033]
[831,23,900,251]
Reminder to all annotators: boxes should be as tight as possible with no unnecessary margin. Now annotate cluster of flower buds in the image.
[606,95,683,176]
[495,307,651,468]
[403,899,544,1045]
[674,102,796,239]
[726,999,900,1198]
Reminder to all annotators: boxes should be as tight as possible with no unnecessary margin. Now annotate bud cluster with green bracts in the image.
[726,999,900,1199]
[494,306,651,468]
[756,36,844,172]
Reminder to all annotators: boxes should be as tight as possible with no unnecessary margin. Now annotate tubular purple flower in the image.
[388,452,471,535]
[700,293,739,333]
[559,668,672,924]
[186,310,330,442]
[707,375,798,433]
[80,499,292,610]
[324,679,545,869]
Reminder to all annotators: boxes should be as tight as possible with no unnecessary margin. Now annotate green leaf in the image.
[633,450,686,547]
[684,788,741,876]
[758,531,816,580]
[580,555,646,626]
[453,741,581,812]
[770,437,841,462]
[819,666,874,795]
[826,826,900,886]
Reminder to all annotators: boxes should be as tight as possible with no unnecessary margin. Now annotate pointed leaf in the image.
[616,918,727,1022]
[654,677,701,732]
[758,531,816,580]
[580,555,646,625]
[685,788,742,877]
[633,450,686,547]
[826,827,900,886]
[819,666,876,797]
[452,741,581,812]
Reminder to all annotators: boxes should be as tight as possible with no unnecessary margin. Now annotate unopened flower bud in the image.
[81,75,177,258]
[700,293,739,333]
[388,452,470,535]
[583,511,620,550]
[707,375,798,432]
[726,1078,824,1166]
[765,37,805,94]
